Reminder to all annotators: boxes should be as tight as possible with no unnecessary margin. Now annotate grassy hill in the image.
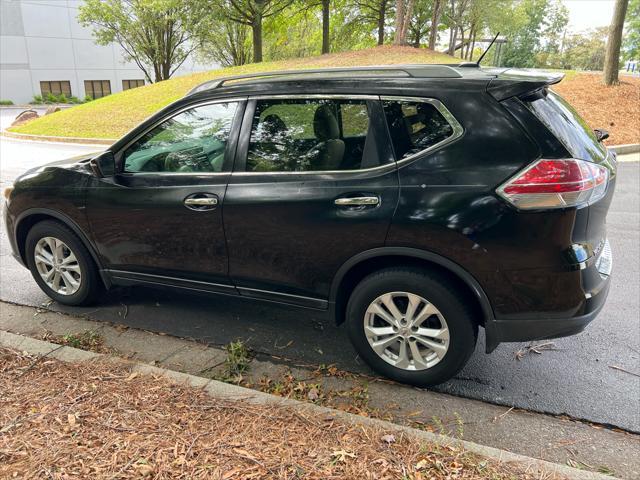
[10,46,458,140]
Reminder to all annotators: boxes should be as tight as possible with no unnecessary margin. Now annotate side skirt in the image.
[104,270,328,311]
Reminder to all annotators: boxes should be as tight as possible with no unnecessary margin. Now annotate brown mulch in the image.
[552,73,640,146]
[0,348,562,479]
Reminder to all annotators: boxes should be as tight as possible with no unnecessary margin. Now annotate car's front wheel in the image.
[346,267,478,386]
[25,220,101,306]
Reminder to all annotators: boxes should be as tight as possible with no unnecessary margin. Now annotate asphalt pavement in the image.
[1,134,638,432]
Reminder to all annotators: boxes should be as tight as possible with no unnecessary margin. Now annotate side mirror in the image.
[594,128,609,143]
[89,151,115,178]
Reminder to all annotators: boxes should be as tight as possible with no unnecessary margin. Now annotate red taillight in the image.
[497,159,608,210]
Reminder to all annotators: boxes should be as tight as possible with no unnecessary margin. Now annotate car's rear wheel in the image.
[25,220,101,306]
[346,267,478,386]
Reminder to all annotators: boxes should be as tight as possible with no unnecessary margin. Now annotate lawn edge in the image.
[0,329,619,480]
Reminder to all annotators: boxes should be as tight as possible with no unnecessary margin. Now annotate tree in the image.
[197,16,252,67]
[78,0,200,83]
[622,0,640,61]
[394,0,416,45]
[213,0,294,63]
[427,0,442,49]
[558,28,607,71]
[604,0,629,84]
[322,0,331,53]
[352,0,393,45]
[407,0,433,48]
[500,0,549,68]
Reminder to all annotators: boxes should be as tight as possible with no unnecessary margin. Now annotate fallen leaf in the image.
[415,459,429,470]
[381,434,396,444]
[307,388,319,401]
[331,449,356,462]
[126,372,139,382]
[67,414,76,427]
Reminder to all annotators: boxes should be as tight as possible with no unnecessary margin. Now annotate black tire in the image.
[25,220,101,306]
[346,267,478,386]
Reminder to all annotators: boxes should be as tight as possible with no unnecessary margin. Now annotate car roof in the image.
[184,64,564,102]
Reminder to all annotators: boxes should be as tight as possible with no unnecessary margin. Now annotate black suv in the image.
[3,65,616,385]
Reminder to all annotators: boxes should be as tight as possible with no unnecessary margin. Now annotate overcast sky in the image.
[561,0,615,32]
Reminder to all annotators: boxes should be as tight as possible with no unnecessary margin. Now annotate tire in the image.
[346,267,478,386]
[25,220,101,306]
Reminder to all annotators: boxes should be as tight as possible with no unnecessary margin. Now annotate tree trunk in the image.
[469,30,476,60]
[377,0,386,45]
[448,26,457,56]
[603,0,628,85]
[400,0,415,42]
[321,0,330,54]
[394,0,405,45]
[459,30,465,58]
[428,0,441,50]
[252,15,263,63]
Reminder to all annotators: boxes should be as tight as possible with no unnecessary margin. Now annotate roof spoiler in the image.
[487,69,564,101]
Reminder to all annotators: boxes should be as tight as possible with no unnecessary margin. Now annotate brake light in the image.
[497,159,609,210]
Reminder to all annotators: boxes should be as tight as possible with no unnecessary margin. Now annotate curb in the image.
[610,143,640,155]
[1,130,114,146]
[0,329,619,480]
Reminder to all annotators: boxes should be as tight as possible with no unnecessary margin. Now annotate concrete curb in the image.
[0,329,618,480]
[1,130,114,146]
[610,143,640,155]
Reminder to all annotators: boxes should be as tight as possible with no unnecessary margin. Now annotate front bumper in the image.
[485,238,612,352]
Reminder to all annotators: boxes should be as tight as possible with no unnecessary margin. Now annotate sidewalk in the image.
[1,301,637,479]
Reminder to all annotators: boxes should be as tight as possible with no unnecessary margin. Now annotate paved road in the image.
[1,135,639,432]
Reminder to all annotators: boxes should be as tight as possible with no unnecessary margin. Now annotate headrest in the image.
[261,114,287,137]
[313,104,340,141]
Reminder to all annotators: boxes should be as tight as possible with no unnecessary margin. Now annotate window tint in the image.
[246,99,380,172]
[382,100,454,160]
[526,90,606,162]
[124,102,238,173]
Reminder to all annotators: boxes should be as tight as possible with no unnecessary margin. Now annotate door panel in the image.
[223,97,398,302]
[86,100,244,286]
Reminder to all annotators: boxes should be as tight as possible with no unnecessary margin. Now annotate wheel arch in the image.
[329,247,496,346]
[14,208,110,288]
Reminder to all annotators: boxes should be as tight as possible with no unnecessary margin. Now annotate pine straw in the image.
[552,73,640,146]
[0,348,560,480]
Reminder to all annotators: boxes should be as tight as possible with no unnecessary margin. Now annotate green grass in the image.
[10,46,457,140]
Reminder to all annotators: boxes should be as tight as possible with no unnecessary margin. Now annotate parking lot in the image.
[1,134,638,432]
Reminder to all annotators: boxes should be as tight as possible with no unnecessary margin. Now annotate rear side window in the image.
[382,100,455,160]
[246,98,384,172]
[526,90,606,162]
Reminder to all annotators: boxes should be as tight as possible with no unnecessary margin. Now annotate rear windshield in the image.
[526,90,606,162]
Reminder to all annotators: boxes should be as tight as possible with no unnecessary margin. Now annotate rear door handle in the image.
[184,193,218,211]
[335,196,380,206]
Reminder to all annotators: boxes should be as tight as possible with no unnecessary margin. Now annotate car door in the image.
[223,95,399,307]
[86,99,245,293]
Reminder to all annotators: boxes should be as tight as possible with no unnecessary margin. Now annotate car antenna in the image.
[476,32,500,66]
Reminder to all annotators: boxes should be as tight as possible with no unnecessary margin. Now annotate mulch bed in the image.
[0,348,560,479]
[553,73,640,146]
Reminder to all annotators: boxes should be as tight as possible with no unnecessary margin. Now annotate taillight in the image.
[497,158,609,210]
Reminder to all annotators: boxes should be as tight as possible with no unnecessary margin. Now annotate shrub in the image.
[45,93,58,104]
[57,93,68,104]
[68,96,82,104]
[0,99,14,105]
[84,95,93,103]
[31,95,43,105]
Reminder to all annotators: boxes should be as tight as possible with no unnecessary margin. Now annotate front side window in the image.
[245,98,381,172]
[382,100,455,160]
[123,102,238,173]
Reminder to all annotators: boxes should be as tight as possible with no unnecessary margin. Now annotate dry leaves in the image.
[0,348,563,479]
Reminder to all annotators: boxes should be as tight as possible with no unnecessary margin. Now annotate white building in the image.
[0,0,213,104]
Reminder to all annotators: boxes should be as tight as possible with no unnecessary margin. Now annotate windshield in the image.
[526,90,606,162]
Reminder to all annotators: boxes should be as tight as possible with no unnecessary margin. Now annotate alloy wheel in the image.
[34,236,82,295]
[363,291,450,370]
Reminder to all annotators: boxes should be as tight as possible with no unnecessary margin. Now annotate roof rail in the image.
[186,65,462,96]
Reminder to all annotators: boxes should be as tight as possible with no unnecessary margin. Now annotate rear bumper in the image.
[484,238,612,352]
[486,276,609,351]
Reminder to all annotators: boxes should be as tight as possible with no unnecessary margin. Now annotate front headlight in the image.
[3,186,14,200]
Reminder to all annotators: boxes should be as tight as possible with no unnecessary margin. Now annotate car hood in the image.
[16,151,103,181]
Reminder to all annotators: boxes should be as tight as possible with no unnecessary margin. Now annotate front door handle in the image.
[335,196,380,206]
[184,193,218,211]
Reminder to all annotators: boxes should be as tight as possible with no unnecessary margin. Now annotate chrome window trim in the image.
[232,94,464,176]
[118,96,248,175]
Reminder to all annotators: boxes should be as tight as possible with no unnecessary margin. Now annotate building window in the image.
[122,79,145,90]
[40,81,71,97]
[84,80,111,99]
